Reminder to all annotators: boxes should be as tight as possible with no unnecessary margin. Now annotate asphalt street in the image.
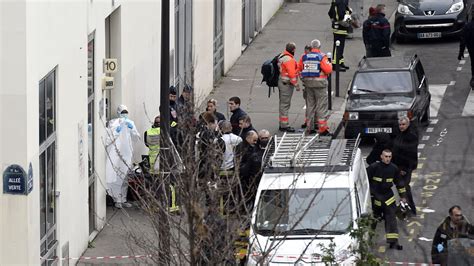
[363,38,474,262]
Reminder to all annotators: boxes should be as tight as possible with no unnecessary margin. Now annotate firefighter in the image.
[367,149,406,249]
[144,115,161,174]
[277,42,300,132]
[458,10,474,89]
[328,0,352,70]
[298,39,333,135]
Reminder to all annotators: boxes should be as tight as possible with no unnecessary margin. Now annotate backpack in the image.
[261,54,283,97]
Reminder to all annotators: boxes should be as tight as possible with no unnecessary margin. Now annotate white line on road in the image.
[430,119,438,124]
[462,89,474,116]
[465,53,470,58]
[303,105,306,110]
[417,152,421,158]
[460,60,466,65]
[430,85,448,118]
[457,67,462,71]
[418,144,425,150]
[422,135,430,141]
[449,80,456,86]
[426,127,434,132]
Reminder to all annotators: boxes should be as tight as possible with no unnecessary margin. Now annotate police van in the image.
[247,133,371,265]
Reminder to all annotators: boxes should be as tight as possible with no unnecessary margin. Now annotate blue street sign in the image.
[3,164,29,195]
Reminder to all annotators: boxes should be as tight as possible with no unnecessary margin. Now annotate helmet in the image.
[396,201,412,220]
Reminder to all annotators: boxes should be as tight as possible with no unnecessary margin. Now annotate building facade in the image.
[0,0,283,264]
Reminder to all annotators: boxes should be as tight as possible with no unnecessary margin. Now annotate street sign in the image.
[3,164,30,195]
[102,76,114,90]
[103,58,118,73]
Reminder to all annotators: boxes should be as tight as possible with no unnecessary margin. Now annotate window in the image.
[352,71,413,94]
[39,69,57,265]
[88,34,97,234]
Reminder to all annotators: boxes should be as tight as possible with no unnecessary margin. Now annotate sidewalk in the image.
[80,0,401,263]
[207,0,399,136]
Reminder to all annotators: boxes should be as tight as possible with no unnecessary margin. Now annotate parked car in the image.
[394,0,471,42]
[343,55,430,139]
[247,134,371,265]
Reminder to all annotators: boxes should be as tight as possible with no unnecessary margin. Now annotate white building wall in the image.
[223,0,242,73]
[262,0,283,28]
[193,0,214,104]
[0,0,38,264]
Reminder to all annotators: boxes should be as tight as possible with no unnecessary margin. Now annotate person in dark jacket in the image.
[236,130,261,210]
[328,0,352,70]
[366,132,392,165]
[362,4,391,57]
[197,112,225,181]
[199,98,226,123]
[238,115,256,138]
[392,116,419,215]
[431,205,474,265]
[367,149,406,249]
[228,96,247,135]
[458,13,474,89]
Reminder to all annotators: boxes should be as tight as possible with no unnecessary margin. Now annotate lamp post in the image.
[335,40,340,97]
[327,52,332,110]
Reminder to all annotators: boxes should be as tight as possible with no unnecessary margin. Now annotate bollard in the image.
[335,40,340,97]
[327,52,332,110]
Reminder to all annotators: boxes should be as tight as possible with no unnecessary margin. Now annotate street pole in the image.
[335,40,340,97]
[159,0,171,264]
[327,52,332,110]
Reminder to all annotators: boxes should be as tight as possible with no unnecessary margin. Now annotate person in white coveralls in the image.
[106,104,140,208]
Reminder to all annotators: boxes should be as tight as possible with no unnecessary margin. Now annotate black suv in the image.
[343,55,431,139]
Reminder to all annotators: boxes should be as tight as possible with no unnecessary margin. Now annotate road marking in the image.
[426,127,434,132]
[462,89,474,116]
[449,80,456,86]
[460,60,466,65]
[408,221,421,227]
[419,237,432,242]
[417,163,424,169]
[457,67,462,71]
[422,135,430,141]
[303,105,306,110]
[430,84,448,118]
[465,53,469,58]
[421,208,435,213]
[430,119,438,125]
[418,144,425,150]
[417,152,421,157]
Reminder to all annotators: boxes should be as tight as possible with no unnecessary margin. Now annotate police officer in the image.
[367,149,406,249]
[144,115,161,174]
[458,10,474,89]
[278,42,299,132]
[363,4,391,57]
[328,0,352,70]
[431,205,474,265]
[298,39,333,135]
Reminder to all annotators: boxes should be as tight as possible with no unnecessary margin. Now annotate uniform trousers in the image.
[278,79,294,128]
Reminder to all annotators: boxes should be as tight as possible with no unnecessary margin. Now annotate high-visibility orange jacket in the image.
[279,50,298,86]
[298,48,333,79]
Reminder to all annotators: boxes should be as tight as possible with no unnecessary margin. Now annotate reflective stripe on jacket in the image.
[278,50,298,86]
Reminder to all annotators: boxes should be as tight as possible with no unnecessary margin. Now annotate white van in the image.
[247,133,371,265]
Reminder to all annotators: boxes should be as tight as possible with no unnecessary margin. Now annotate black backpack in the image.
[261,54,283,97]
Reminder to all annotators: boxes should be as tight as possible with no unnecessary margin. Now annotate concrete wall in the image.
[193,0,214,104]
[262,0,284,28]
[224,0,243,73]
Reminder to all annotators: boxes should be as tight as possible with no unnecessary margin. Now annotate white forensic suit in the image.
[106,114,139,205]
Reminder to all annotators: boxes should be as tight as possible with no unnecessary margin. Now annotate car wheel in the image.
[421,105,430,126]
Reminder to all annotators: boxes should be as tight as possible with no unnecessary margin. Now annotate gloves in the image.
[458,53,464,60]
[115,126,122,133]
[437,243,444,253]
[126,121,133,129]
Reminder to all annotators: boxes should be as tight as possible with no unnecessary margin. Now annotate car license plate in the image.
[365,128,392,134]
[417,32,441,39]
